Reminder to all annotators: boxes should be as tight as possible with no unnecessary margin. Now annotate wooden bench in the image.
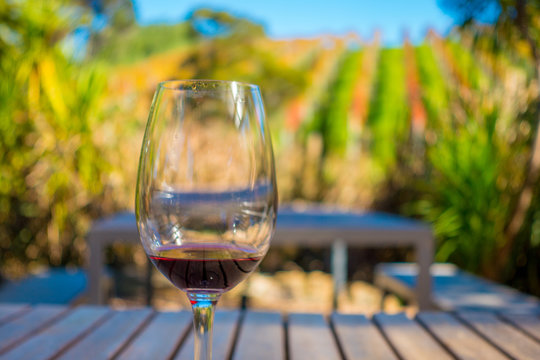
[0,268,86,304]
[375,262,540,313]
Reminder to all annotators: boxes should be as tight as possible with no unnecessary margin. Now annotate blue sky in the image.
[133,0,457,46]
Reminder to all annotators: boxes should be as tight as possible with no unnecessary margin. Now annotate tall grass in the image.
[410,36,534,275]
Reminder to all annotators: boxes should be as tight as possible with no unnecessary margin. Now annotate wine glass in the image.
[135,80,277,360]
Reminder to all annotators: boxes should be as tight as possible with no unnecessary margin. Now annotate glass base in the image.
[187,292,221,305]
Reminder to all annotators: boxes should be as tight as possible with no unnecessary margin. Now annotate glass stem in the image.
[188,292,220,360]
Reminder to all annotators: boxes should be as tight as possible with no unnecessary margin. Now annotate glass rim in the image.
[158,79,260,92]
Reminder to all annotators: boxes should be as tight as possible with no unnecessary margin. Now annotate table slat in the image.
[457,311,540,359]
[233,311,284,360]
[0,304,28,323]
[1,303,538,360]
[0,305,109,360]
[499,313,540,342]
[374,313,452,360]
[417,312,508,360]
[288,313,341,360]
[331,313,397,360]
[57,308,153,360]
[116,311,191,360]
[174,310,240,360]
[0,305,67,354]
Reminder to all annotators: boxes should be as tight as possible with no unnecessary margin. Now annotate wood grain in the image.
[116,311,191,360]
[0,305,67,354]
[288,313,341,360]
[0,305,109,360]
[373,313,452,360]
[0,304,28,324]
[499,313,540,342]
[233,311,284,360]
[1,304,538,360]
[57,308,153,360]
[457,311,540,359]
[417,311,508,360]
[331,313,397,360]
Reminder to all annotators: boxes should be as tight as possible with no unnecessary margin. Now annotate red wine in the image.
[149,244,262,293]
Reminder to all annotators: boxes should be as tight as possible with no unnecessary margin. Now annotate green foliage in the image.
[1,0,539,296]
[366,48,409,173]
[447,39,490,91]
[187,8,265,39]
[414,44,449,127]
[0,0,112,274]
[95,22,192,64]
[179,20,307,115]
[308,50,362,156]
[409,34,534,275]
[97,0,136,31]
[413,112,510,271]
[438,0,540,66]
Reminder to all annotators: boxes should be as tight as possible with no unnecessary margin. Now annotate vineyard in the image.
[102,28,539,282]
[1,2,539,295]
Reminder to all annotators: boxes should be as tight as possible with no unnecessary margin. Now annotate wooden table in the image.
[87,207,434,309]
[1,304,539,359]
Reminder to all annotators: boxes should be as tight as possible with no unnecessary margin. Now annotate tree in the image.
[0,0,110,275]
[84,0,136,56]
[180,9,306,114]
[186,8,265,39]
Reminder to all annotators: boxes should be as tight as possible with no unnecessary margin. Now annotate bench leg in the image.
[87,235,104,304]
[416,234,434,310]
[331,239,347,310]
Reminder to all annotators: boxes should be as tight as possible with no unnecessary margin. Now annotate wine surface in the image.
[149,244,262,293]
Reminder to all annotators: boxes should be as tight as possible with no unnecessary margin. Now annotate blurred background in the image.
[0,0,539,312]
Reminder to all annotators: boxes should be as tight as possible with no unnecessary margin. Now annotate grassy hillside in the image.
[96,23,193,65]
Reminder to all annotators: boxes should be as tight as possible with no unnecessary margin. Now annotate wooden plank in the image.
[175,310,240,360]
[416,312,508,360]
[0,305,109,360]
[373,313,452,360]
[0,304,29,323]
[233,311,284,360]
[0,305,67,354]
[331,313,397,360]
[288,313,341,360]
[57,308,153,360]
[116,311,191,360]
[457,311,540,359]
[499,313,540,342]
